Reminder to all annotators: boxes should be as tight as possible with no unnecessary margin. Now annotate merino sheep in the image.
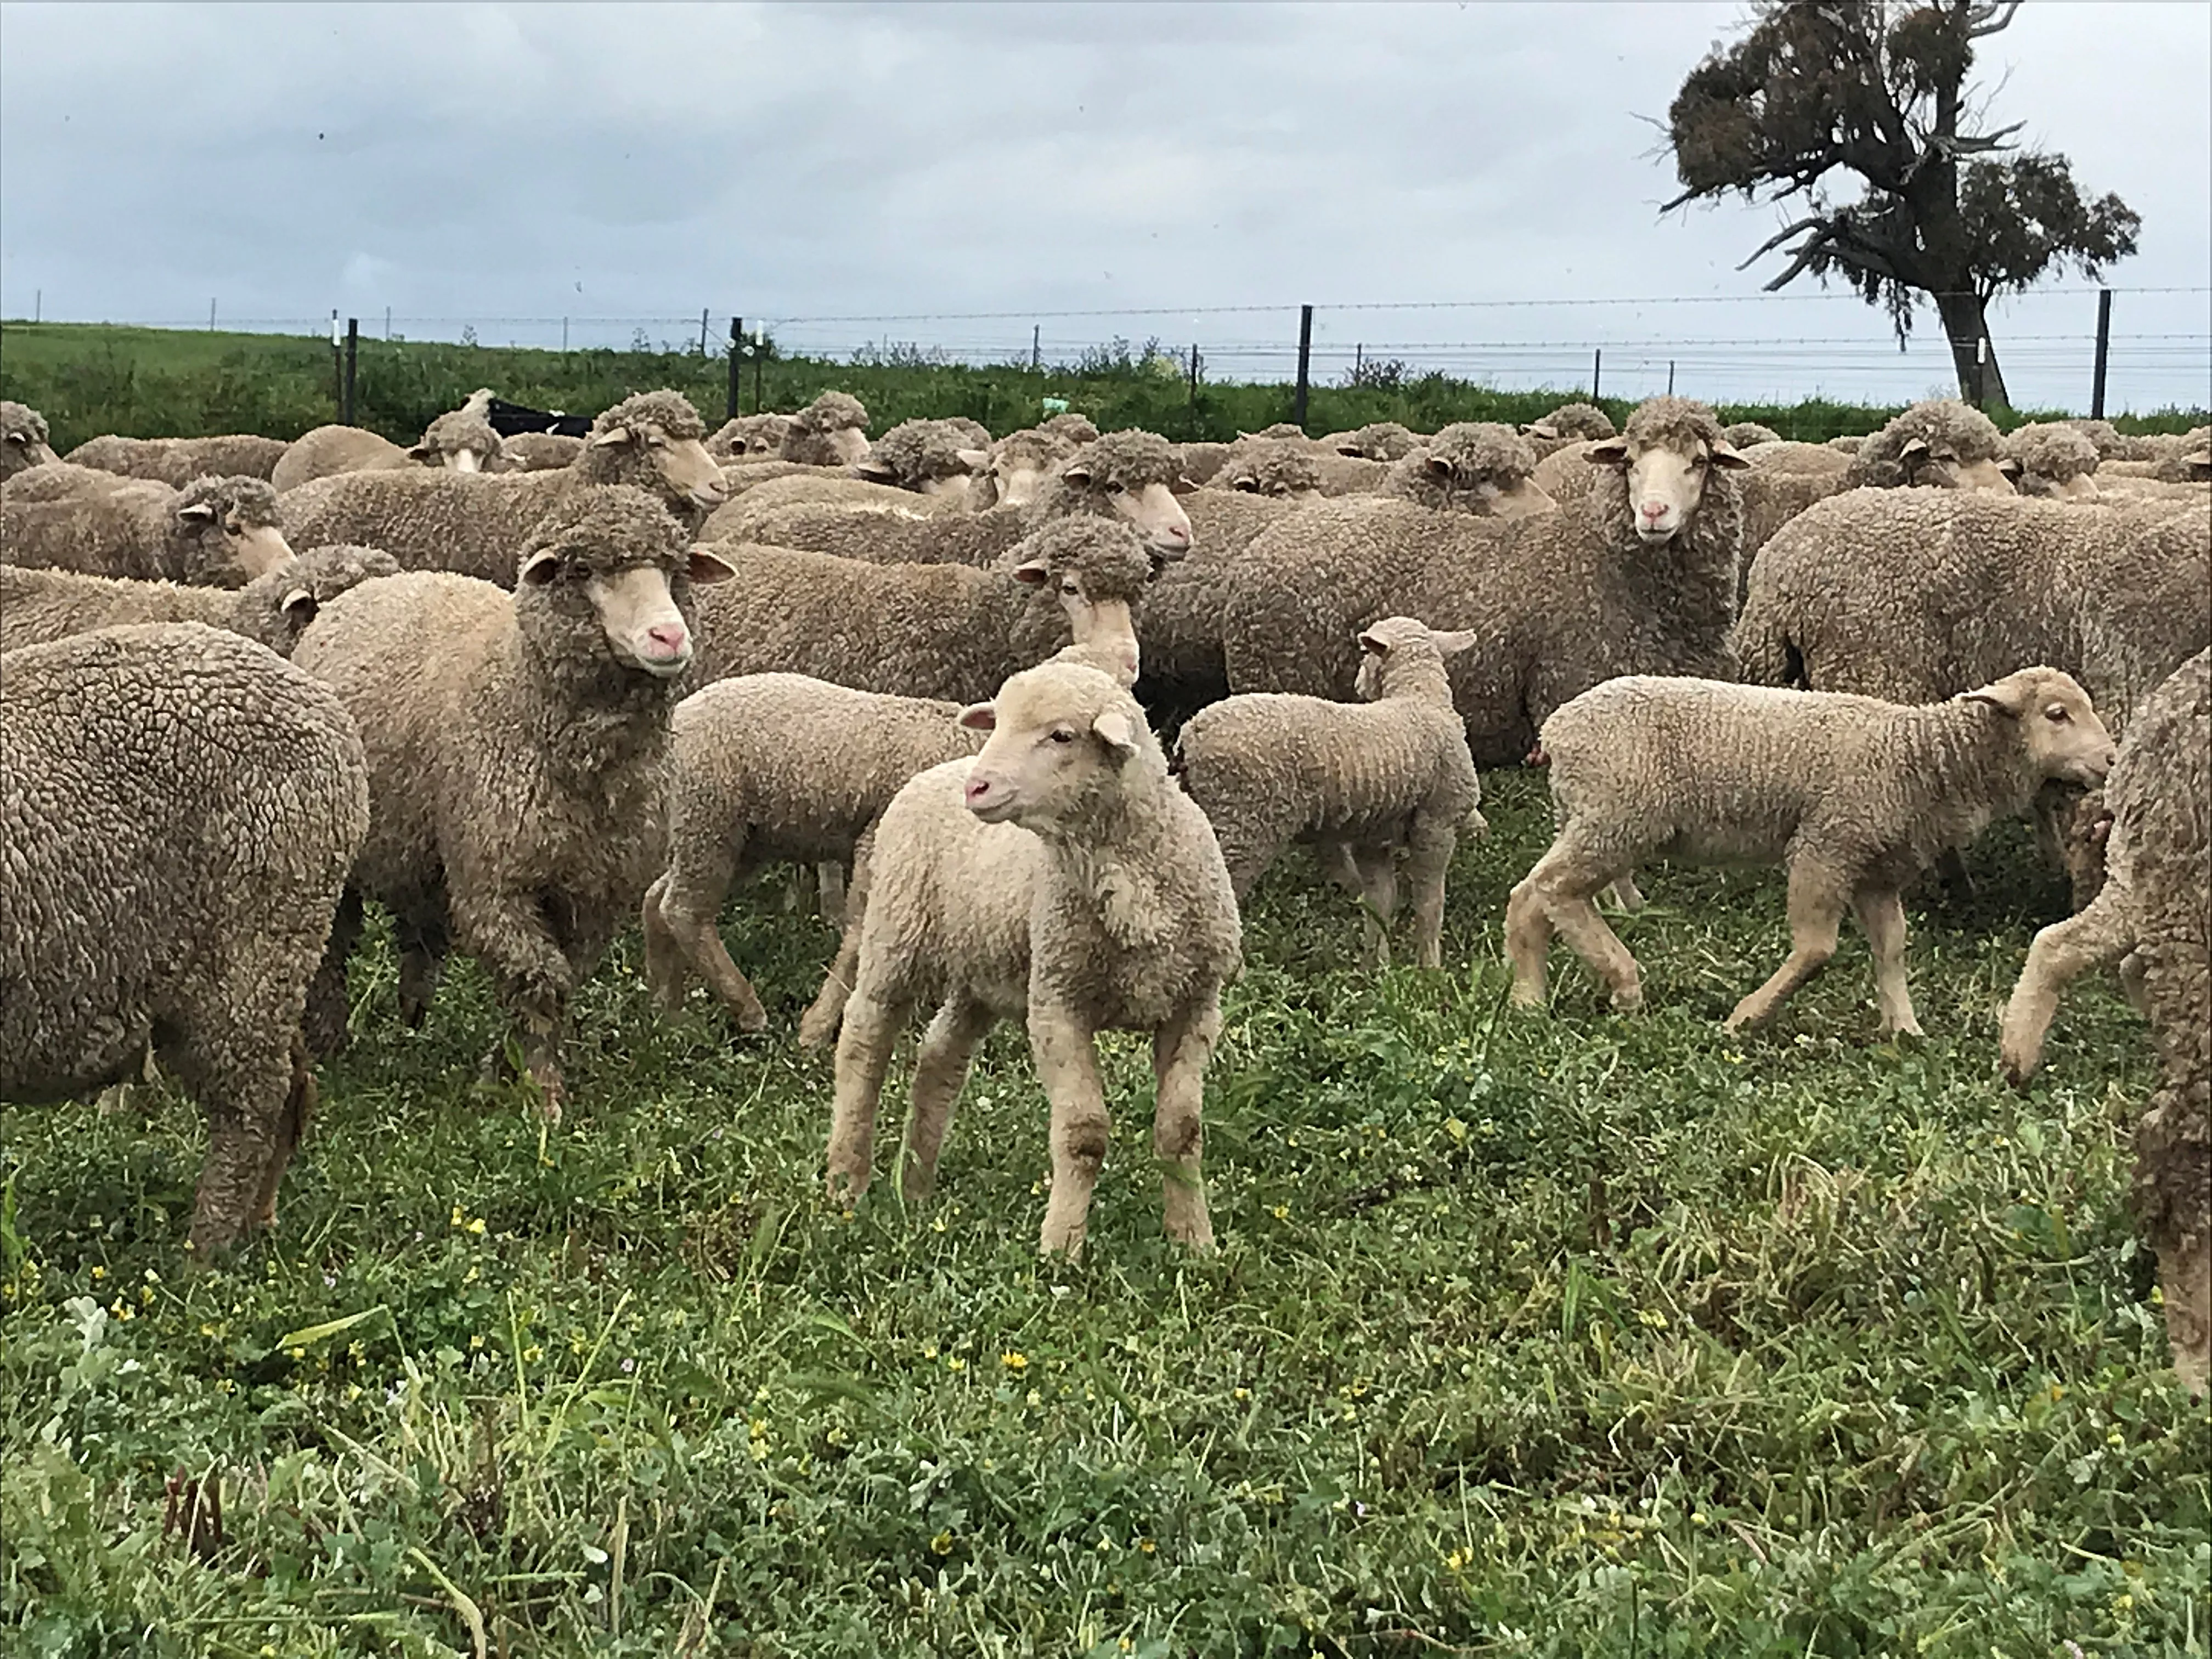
[2004,422,2103,500]
[1220,396,1751,768]
[0,621,369,1254]
[1522,402,1616,458]
[2,400,59,480]
[722,430,1195,568]
[1173,617,1484,966]
[1378,423,1551,516]
[2067,419,2142,462]
[1176,441,1232,488]
[1041,412,1101,446]
[1329,422,1421,461]
[279,390,727,584]
[687,516,1160,703]
[855,418,992,501]
[2,473,292,586]
[64,432,289,485]
[1737,492,2210,727]
[707,413,794,460]
[271,410,506,492]
[978,427,1079,510]
[502,431,586,471]
[1506,668,2115,1033]
[780,392,871,466]
[0,544,399,658]
[825,662,1241,1257]
[1211,439,1323,500]
[1840,399,2017,493]
[1723,422,1784,449]
[291,487,735,1117]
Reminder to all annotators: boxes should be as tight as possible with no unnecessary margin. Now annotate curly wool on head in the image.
[596,389,707,443]
[1040,413,1101,445]
[415,410,504,463]
[779,392,870,464]
[1524,402,1616,448]
[1724,422,1784,449]
[1380,422,1541,512]
[1842,399,2008,489]
[1003,515,1158,607]
[1332,422,1419,461]
[865,419,985,487]
[2004,422,2102,495]
[707,413,793,458]
[1,400,57,479]
[1214,439,1322,498]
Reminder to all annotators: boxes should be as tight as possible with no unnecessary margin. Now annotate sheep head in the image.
[957,662,1160,831]
[173,475,293,586]
[1585,398,1747,546]
[1388,422,1551,517]
[1216,439,1322,500]
[410,410,505,475]
[984,428,1076,510]
[1045,431,1193,563]
[781,392,871,466]
[1006,518,1156,689]
[2004,422,2102,501]
[514,484,733,680]
[1962,667,2115,789]
[583,390,726,518]
[1848,399,2016,493]
[1352,616,1479,700]
[1,401,58,479]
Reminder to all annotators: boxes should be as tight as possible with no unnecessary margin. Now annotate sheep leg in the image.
[1029,1007,1111,1259]
[301,888,363,1059]
[1604,873,1647,913]
[900,997,996,1204]
[817,862,847,930]
[1214,828,1280,906]
[1353,846,1404,968]
[826,986,910,1202]
[1726,860,1847,1031]
[647,860,768,1032]
[2159,1232,2211,1398]
[640,873,687,1006]
[1850,885,1922,1037]
[250,1036,318,1233]
[1152,999,1220,1251]
[452,888,574,1121]
[800,839,875,1051]
[1401,825,1457,969]
[1507,837,1640,1011]
[394,913,448,1030]
[1999,883,2136,1087]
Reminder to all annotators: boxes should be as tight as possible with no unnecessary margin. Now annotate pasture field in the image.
[4,769,2207,1658]
[3,319,2207,460]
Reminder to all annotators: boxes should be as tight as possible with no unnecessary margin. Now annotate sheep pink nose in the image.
[1639,500,1668,522]
[964,777,992,805]
[647,622,689,656]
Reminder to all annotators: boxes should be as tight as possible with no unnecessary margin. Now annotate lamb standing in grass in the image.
[280,390,727,584]
[1173,618,1484,966]
[1505,668,2115,1034]
[825,662,1240,1257]
[291,488,734,1117]
[1,544,399,658]
[0,622,369,1255]
[2,401,59,481]
[2,473,293,585]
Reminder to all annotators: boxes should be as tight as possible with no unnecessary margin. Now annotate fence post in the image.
[1591,347,1602,402]
[342,318,358,426]
[727,317,743,421]
[1293,304,1314,429]
[699,309,709,355]
[1031,325,1041,373]
[1974,334,1988,408]
[208,298,216,332]
[1188,342,1199,412]
[753,330,765,413]
[2090,289,2112,419]
[330,311,342,415]
[1666,359,1675,396]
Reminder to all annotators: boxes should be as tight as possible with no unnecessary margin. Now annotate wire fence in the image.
[12,286,2211,412]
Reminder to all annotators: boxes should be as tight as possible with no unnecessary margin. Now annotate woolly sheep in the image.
[1210,439,1323,500]
[1220,397,1751,768]
[2003,422,2103,500]
[270,410,506,492]
[780,392,871,466]
[855,417,992,501]
[291,487,736,1118]
[0,621,369,1254]
[825,662,1240,1257]
[1737,492,2210,727]
[720,430,1195,568]
[502,431,586,471]
[1329,422,1421,461]
[1840,399,2017,493]
[65,432,289,486]
[707,413,794,459]
[1176,441,1232,488]
[1,544,399,658]
[686,516,1160,703]
[2067,419,2142,461]
[1,400,58,480]
[977,427,1078,510]
[279,390,728,584]
[2,473,292,586]
[1377,423,1551,517]
[1041,412,1101,446]
[1521,402,1616,458]
[1173,617,1485,966]
[1506,668,2115,1033]
[1723,421,1784,449]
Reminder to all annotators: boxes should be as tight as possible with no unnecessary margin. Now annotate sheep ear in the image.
[1336,442,1365,457]
[1431,629,1480,655]
[1357,630,1391,656]
[1426,455,1454,478]
[957,448,992,471]
[518,550,563,586]
[1232,477,1260,493]
[1092,708,1140,757]
[853,459,898,483]
[590,424,634,448]
[685,546,737,584]
[280,588,318,622]
[1963,675,2033,718]
[1707,441,1751,470]
[1059,460,1093,488]
[1585,438,1629,467]
[1171,474,1197,494]
[406,442,439,463]
[176,501,217,524]
[1996,456,2024,480]
[1522,421,1559,439]
[956,702,997,732]
[1898,437,1931,462]
[1011,559,1051,586]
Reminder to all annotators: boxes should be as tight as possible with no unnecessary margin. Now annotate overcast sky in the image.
[2,1,2205,409]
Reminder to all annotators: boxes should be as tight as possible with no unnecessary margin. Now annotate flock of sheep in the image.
[0,380,2205,1389]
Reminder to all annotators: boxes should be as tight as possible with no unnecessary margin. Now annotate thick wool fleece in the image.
[0,621,368,1254]
[1212,440,1321,497]
[1724,422,1784,449]
[64,432,289,485]
[866,419,984,487]
[1222,397,1747,766]
[1378,423,1542,512]
[725,430,1188,569]
[290,487,703,1104]
[280,389,722,582]
[689,517,1156,702]
[1,544,399,658]
[2005,421,2102,494]
[2,473,287,585]
[1334,422,1420,461]
[1737,490,2210,728]
[780,392,871,464]
[1,400,58,480]
[707,413,793,459]
[1842,399,2007,489]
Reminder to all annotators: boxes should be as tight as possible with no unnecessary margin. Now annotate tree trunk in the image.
[1934,289,2010,408]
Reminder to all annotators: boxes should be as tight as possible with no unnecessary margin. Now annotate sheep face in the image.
[1963,667,2117,789]
[1,404,58,479]
[956,664,1146,828]
[589,420,729,513]
[1014,558,1139,687]
[1059,458,1193,560]
[1352,617,1477,699]
[518,543,736,678]
[1588,431,1748,545]
[2025,470,2102,503]
[990,455,1054,509]
[1898,438,2015,493]
[175,494,294,586]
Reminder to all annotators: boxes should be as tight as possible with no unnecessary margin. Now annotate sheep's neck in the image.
[1032,774,1181,950]
[510,624,677,783]
[1886,702,2044,856]
[1372,658,1457,707]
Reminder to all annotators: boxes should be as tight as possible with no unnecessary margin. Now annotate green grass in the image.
[4,320,2205,458]
[4,771,2205,1657]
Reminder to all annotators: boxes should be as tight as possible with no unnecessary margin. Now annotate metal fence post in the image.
[342,319,358,426]
[1592,348,1602,402]
[2090,289,2112,419]
[1032,325,1041,373]
[1188,342,1199,412]
[1293,304,1314,429]
[727,317,743,421]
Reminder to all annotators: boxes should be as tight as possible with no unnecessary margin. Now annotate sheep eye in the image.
[1105,481,1127,495]
[1059,581,1080,596]
[2044,705,2072,724]
[1049,728,1077,744]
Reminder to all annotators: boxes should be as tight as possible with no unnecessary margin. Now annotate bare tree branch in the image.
[1967,1,2023,39]
[1736,216,1832,270]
